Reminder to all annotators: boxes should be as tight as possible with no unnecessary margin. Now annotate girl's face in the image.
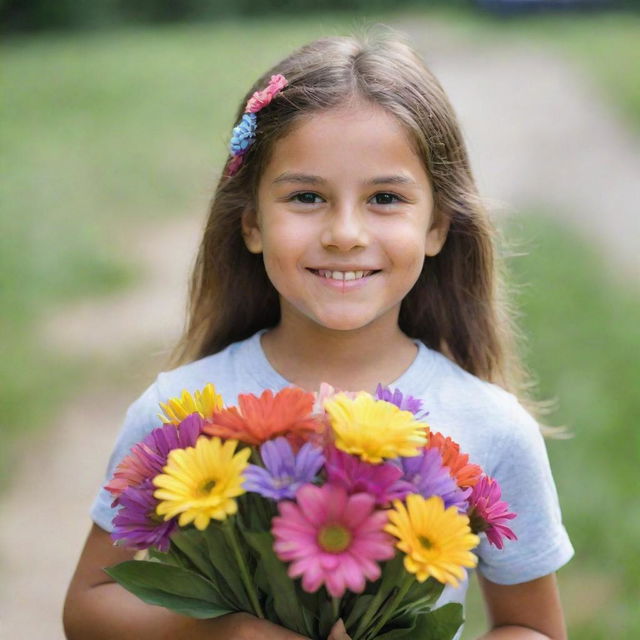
[242,101,449,335]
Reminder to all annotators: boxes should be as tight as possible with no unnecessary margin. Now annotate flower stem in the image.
[223,520,265,618]
[352,589,385,640]
[332,595,341,621]
[363,573,414,640]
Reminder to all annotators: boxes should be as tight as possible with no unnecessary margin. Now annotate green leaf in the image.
[343,595,376,634]
[105,560,234,619]
[376,553,406,594]
[375,604,464,640]
[414,604,464,640]
[242,529,311,636]
[201,523,253,611]
[317,596,336,640]
[396,578,444,616]
[147,545,190,570]
[373,612,417,640]
[170,529,222,582]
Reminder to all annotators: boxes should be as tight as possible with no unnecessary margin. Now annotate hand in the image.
[327,618,352,640]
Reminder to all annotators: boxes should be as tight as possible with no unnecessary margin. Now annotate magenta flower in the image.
[396,447,471,512]
[244,437,325,500]
[105,413,205,505]
[325,446,407,506]
[468,476,517,549]
[272,484,395,597]
[375,384,428,419]
[112,481,176,551]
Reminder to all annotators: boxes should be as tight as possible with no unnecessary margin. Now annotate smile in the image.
[308,269,380,281]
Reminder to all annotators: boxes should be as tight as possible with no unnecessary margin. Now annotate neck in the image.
[261,313,418,394]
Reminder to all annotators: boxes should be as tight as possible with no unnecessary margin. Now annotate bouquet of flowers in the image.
[105,383,516,640]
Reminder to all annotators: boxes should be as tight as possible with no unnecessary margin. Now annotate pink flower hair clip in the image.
[227,74,288,177]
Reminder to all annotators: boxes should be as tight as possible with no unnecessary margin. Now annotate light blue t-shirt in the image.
[91,329,573,621]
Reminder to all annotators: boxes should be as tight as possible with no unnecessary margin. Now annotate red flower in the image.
[427,432,482,488]
[203,387,323,447]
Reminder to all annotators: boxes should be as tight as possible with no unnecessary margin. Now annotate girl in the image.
[64,31,573,640]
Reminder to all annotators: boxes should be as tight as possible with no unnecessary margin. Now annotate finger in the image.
[327,618,351,640]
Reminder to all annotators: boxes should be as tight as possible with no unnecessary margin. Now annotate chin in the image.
[312,314,377,333]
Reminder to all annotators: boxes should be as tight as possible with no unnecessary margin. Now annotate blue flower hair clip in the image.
[227,74,288,177]
[229,113,257,156]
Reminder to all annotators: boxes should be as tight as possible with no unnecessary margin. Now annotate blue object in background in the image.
[475,0,616,14]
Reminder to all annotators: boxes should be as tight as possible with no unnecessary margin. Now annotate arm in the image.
[476,573,567,640]
[63,524,308,640]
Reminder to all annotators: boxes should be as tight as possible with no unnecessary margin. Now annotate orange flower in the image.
[203,387,324,447]
[427,432,482,488]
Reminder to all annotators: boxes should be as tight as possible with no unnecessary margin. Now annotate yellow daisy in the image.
[158,383,224,424]
[153,436,250,530]
[324,392,428,463]
[385,494,479,587]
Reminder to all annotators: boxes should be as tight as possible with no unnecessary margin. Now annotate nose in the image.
[320,203,369,251]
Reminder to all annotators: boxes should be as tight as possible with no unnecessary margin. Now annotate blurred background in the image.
[1,0,639,638]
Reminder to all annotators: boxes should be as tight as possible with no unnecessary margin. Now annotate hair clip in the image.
[227,74,288,177]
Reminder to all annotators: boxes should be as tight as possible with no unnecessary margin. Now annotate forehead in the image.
[261,102,427,184]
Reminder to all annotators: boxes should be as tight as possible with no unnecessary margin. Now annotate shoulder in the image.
[423,348,540,469]
[427,348,526,428]
[154,334,261,406]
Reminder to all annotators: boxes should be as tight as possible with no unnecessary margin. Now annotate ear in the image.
[425,210,450,257]
[241,207,263,254]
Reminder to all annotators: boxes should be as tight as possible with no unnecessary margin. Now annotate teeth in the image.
[316,270,372,280]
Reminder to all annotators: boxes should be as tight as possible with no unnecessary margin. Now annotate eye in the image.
[291,192,324,204]
[371,192,403,205]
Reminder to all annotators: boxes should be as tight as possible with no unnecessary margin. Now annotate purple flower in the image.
[396,448,471,512]
[107,413,205,507]
[325,446,407,506]
[375,384,428,418]
[145,412,204,458]
[243,437,324,500]
[112,481,176,551]
[468,476,517,549]
[107,413,205,506]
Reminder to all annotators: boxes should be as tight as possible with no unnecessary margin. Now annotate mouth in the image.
[307,269,381,282]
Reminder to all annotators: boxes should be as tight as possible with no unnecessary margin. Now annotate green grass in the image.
[510,213,639,637]
[413,7,640,131]
[461,212,640,638]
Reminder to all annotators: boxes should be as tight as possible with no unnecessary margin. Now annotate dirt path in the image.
[0,216,203,639]
[399,22,640,282]
[1,21,638,639]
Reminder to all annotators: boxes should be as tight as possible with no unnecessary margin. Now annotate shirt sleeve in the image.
[89,380,164,532]
[476,399,574,584]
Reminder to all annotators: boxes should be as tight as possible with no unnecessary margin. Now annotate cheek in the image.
[260,227,305,288]
[385,227,429,268]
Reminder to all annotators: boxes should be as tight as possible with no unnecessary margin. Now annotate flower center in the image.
[198,479,217,496]
[274,475,293,489]
[418,535,433,549]
[468,507,489,534]
[318,524,352,552]
[150,510,165,524]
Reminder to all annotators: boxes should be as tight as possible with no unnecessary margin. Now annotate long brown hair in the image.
[171,30,553,426]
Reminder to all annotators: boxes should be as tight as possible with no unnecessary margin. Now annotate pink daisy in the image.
[272,484,395,597]
[468,475,517,549]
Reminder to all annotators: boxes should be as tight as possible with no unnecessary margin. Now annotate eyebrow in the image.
[272,172,417,186]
